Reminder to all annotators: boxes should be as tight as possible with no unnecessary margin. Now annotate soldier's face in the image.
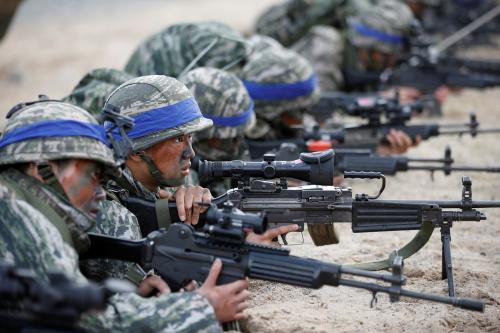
[357,49,398,71]
[148,134,195,180]
[51,159,105,219]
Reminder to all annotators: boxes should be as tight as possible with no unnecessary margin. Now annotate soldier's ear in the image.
[128,152,143,162]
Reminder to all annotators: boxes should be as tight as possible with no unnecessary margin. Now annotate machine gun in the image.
[381,56,500,95]
[309,91,423,123]
[351,4,500,94]
[82,204,485,313]
[112,166,500,296]
[209,174,500,296]
[246,112,500,155]
[333,146,500,179]
[0,262,133,333]
[200,146,500,182]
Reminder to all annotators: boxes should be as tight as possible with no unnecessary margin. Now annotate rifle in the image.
[309,91,423,123]
[246,112,500,154]
[0,262,133,333]
[118,167,500,296]
[82,204,486,313]
[208,174,500,296]
[200,146,500,181]
[342,5,500,94]
[334,146,500,178]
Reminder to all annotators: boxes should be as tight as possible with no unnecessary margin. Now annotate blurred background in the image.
[0,0,281,129]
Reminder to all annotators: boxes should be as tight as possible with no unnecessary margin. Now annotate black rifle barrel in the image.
[372,199,500,209]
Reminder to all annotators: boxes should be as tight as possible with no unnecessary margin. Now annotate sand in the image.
[0,1,499,332]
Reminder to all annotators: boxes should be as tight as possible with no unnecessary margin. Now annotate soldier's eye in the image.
[175,136,184,143]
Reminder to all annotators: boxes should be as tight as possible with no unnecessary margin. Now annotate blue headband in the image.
[204,100,254,127]
[105,97,203,140]
[353,23,404,45]
[243,74,317,101]
[0,120,108,149]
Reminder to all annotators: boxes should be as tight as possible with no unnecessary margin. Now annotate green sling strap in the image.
[346,221,435,271]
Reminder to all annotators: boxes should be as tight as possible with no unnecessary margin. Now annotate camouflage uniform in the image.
[240,47,319,140]
[254,0,350,47]
[256,0,415,91]
[63,68,133,116]
[179,67,254,197]
[85,75,213,281]
[0,100,220,332]
[124,22,250,78]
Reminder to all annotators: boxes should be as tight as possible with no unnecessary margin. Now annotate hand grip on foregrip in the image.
[343,171,383,179]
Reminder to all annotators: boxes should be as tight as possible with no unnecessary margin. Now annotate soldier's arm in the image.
[0,199,221,333]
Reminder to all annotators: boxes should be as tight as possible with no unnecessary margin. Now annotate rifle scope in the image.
[197,149,335,185]
[203,202,267,240]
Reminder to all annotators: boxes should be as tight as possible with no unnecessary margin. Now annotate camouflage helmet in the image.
[246,34,284,54]
[254,0,348,47]
[124,22,250,78]
[179,67,254,143]
[104,75,212,152]
[239,47,319,120]
[0,100,117,172]
[63,68,133,116]
[347,1,415,54]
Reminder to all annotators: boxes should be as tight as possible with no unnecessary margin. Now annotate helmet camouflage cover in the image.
[63,68,133,116]
[124,22,250,78]
[104,75,212,152]
[239,47,319,121]
[254,0,348,47]
[0,100,116,171]
[180,67,254,160]
[180,67,254,142]
[347,0,415,55]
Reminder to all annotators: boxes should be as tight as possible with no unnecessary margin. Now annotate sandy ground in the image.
[1,1,500,332]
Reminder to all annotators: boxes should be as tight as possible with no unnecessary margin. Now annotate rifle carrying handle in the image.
[344,171,386,199]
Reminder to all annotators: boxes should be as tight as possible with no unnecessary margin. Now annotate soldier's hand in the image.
[377,129,421,155]
[174,185,212,225]
[196,259,249,323]
[245,224,300,247]
[138,275,171,297]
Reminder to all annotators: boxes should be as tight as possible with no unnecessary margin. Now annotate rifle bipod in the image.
[439,176,475,297]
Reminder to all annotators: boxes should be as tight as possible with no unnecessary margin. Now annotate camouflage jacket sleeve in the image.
[80,199,147,285]
[0,199,221,333]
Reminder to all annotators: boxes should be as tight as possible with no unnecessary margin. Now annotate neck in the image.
[125,160,157,192]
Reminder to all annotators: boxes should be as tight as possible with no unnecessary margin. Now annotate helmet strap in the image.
[136,151,185,188]
[36,162,70,200]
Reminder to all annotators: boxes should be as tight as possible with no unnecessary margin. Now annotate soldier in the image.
[100,74,295,243]
[63,68,133,116]
[241,45,416,155]
[179,67,255,197]
[241,46,319,141]
[124,22,250,78]
[0,98,248,331]
[289,1,415,92]
[404,0,442,20]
